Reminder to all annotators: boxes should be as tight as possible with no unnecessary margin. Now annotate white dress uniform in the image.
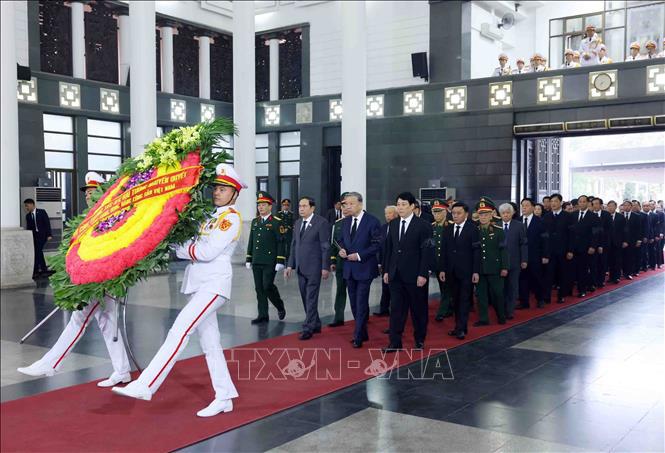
[18,172,131,388]
[512,67,529,74]
[492,65,511,77]
[599,56,613,64]
[579,33,600,66]
[561,61,581,69]
[625,54,643,61]
[113,164,247,417]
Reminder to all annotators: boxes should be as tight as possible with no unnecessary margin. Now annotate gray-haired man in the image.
[498,203,528,319]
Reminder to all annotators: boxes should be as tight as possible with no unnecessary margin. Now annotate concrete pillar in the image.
[129,1,156,156]
[1,1,34,288]
[232,1,256,221]
[117,12,130,85]
[340,1,366,196]
[71,0,86,78]
[198,35,211,99]
[159,25,175,94]
[268,38,280,101]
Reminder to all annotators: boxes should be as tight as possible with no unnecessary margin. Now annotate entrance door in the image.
[520,137,561,201]
[324,146,341,209]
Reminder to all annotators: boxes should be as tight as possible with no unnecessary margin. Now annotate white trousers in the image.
[37,297,130,376]
[134,291,238,401]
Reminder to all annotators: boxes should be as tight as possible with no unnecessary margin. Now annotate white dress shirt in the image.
[398,213,414,240]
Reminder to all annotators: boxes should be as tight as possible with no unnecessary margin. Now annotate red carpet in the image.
[1,269,662,452]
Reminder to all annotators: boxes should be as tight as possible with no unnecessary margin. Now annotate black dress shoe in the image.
[414,342,424,350]
[473,321,489,327]
[557,298,565,304]
[448,330,459,336]
[578,292,586,298]
[537,301,545,308]
[328,321,344,327]
[299,331,313,340]
[373,311,390,317]
[278,310,286,320]
[456,332,466,340]
[589,287,596,293]
[625,275,633,280]
[313,327,322,334]
[498,319,506,325]
[506,315,514,320]
[544,300,551,305]
[597,283,605,288]
[435,314,444,322]
[352,340,362,348]
[611,280,620,284]
[515,305,529,310]
[381,345,402,353]
[382,328,390,334]
[444,312,453,318]
[251,317,269,325]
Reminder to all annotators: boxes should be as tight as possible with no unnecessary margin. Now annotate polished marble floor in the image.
[1,263,663,452]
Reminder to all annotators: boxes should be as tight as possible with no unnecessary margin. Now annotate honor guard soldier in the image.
[598,44,613,64]
[431,199,453,321]
[246,191,287,324]
[626,42,642,61]
[512,57,528,74]
[328,193,350,327]
[279,198,295,259]
[579,24,601,66]
[113,164,245,417]
[493,53,511,77]
[561,49,580,68]
[474,197,508,326]
[645,40,658,59]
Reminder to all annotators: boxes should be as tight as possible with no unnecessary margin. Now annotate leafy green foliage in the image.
[48,118,234,310]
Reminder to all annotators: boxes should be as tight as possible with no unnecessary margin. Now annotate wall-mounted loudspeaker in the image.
[411,52,428,81]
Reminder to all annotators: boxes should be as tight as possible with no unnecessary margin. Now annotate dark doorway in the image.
[324,145,341,210]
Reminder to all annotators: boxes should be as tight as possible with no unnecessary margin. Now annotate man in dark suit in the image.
[569,195,600,297]
[382,192,433,351]
[337,192,382,348]
[439,202,480,340]
[326,201,343,224]
[591,197,612,288]
[517,198,550,309]
[24,198,52,278]
[374,205,398,317]
[542,193,573,303]
[622,200,642,279]
[631,200,647,275]
[286,197,331,340]
[645,201,658,270]
[606,200,627,284]
[653,201,665,269]
[498,202,528,319]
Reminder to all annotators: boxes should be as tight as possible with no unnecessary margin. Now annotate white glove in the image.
[275,263,285,272]
[245,263,252,269]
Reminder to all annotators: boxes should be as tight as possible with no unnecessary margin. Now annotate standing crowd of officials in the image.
[245,190,664,351]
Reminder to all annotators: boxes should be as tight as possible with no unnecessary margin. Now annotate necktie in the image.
[455,225,461,239]
[336,210,340,220]
[300,220,307,238]
[504,223,508,233]
[399,220,406,241]
[524,216,529,228]
[351,217,358,241]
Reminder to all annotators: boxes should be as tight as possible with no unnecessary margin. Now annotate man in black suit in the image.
[653,201,665,269]
[591,197,612,288]
[622,200,642,279]
[517,198,550,308]
[374,205,398,317]
[569,195,600,297]
[24,198,52,278]
[337,192,382,348]
[326,201,343,224]
[645,201,658,270]
[382,192,433,352]
[542,193,573,303]
[286,197,331,340]
[606,200,627,284]
[631,200,647,275]
[439,202,480,340]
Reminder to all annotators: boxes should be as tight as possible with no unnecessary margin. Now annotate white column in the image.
[232,1,256,221]
[71,1,86,78]
[117,13,130,85]
[129,1,156,157]
[340,1,367,196]
[160,25,174,94]
[198,35,211,99]
[268,38,279,101]
[1,1,34,288]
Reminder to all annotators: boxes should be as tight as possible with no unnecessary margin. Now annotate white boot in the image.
[97,372,132,388]
[111,381,152,401]
[17,362,55,377]
[196,398,233,417]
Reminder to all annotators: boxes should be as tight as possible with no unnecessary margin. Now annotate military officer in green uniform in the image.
[246,192,287,324]
[279,198,294,260]
[431,199,454,322]
[473,197,509,326]
[328,193,350,327]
